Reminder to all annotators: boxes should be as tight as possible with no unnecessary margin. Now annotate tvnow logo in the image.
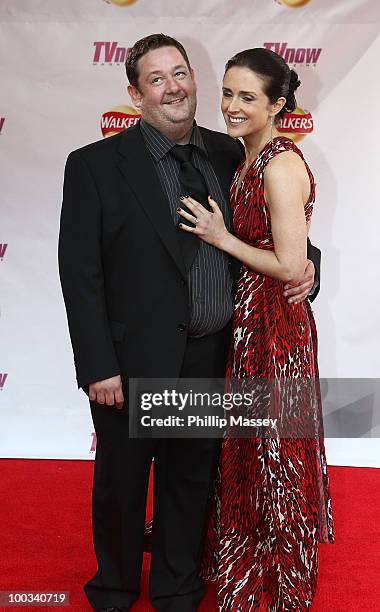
[0,373,8,390]
[263,42,322,65]
[0,244,8,260]
[93,41,130,64]
[90,432,97,452]
[0,118,5,134]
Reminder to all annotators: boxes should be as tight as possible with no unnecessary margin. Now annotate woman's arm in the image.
[178,150,310,284]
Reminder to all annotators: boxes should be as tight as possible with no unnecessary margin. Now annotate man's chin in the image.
[165,110,194,125]
[170,116,194,125]
[163,99,195,118]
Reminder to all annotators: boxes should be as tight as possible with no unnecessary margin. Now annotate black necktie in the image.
[171,144,210,207]
[171,144,210,271]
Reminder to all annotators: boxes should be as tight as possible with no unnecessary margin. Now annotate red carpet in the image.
[0,460,379,611]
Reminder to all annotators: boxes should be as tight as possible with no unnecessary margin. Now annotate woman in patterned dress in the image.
[177,48,334,611]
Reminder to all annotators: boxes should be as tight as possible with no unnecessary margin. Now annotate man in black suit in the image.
[58,34,319,612]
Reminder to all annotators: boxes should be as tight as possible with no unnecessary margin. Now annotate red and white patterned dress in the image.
[201,137,334,611]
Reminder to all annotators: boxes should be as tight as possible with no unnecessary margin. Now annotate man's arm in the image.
[58,150,120,390]
[306,238,321,302]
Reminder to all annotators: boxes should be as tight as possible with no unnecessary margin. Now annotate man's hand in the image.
[89,375,124,409]
[284,259,315,304]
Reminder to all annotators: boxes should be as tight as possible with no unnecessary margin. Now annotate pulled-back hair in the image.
[225,48,301,122]
[125,33,191,89]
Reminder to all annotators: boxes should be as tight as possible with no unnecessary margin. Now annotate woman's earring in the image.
[270,116,274,145]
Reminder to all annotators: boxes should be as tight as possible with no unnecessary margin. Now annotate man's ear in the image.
[127,84,142,108]
[190,67,197,89]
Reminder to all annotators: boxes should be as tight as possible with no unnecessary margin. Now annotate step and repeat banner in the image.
[1,0,379,465]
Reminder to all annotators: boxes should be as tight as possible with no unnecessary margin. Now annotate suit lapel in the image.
[117,125,186,280]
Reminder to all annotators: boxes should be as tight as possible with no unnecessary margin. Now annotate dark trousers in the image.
[84,326,229,611]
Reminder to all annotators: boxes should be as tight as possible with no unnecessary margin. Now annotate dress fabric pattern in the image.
[200,137,334,611]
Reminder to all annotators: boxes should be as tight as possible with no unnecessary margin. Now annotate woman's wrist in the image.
[216,230,234,253]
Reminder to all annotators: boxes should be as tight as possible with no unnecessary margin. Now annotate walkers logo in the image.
[275,0,311,7]
[263,42,321,66]
[0,244,8,260]
[101,105,141,137]
[103,0,138,6]
[278,107,313,142]
[93,41,130,65]
[0,373,8,390]
[0,118,5,134]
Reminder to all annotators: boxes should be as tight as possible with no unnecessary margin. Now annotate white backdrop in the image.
[1,0,379,465]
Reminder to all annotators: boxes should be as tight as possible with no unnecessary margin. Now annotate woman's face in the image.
[221,66,275,140]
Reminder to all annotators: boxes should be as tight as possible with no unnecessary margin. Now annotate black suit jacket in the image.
[58,123,320,389]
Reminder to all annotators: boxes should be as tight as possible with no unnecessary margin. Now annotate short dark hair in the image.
[125,33,192,89]
[225,48,301,122]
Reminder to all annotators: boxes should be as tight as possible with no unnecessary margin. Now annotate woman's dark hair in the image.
[225,48,301,122]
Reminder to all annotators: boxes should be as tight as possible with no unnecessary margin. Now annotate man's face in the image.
[128,46,197,133]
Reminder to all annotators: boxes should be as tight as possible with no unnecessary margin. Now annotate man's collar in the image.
[140,119,207,162]
[190,122,207,155]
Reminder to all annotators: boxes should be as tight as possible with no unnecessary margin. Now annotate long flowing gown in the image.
[200,136,334,611]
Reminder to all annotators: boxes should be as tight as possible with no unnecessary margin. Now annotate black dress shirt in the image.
[140,119,234,337]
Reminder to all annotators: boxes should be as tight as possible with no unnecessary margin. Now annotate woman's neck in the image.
[243,126,280,165]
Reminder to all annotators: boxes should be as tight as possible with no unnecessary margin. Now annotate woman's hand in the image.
[177,195,230,249]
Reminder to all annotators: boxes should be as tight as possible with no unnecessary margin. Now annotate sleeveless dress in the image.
[200,137,334,611]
